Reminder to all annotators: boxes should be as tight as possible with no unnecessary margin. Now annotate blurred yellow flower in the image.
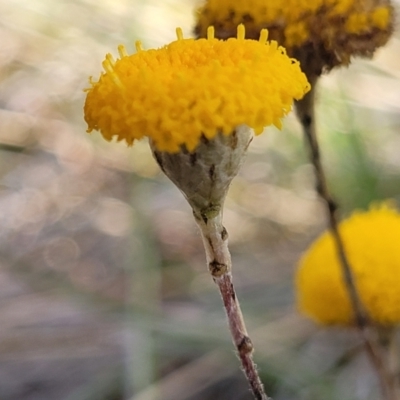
[296,203,400,325]
[84,26,310,153]
[195,0,394,72]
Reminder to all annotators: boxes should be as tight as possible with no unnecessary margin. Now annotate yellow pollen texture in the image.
[196,0,393,49]
[84,26,310,152]
[296,203,400,326]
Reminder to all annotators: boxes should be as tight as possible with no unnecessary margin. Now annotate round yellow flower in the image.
[296,203,400,326]
[84,26,310,153]
[195,0,394,73]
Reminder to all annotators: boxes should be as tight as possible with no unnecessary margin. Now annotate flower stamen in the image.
[101,59,124,89]
[135,41,143,52]
[176,27,184,40]
[118,44,128,58]
[237,23,245,40]
[105,53,116,66]
[207,26,215,40]
[259,29,268,44]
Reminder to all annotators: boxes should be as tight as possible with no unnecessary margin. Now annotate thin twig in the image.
[295,76,397,400]
[387,328,400,397]
[194,210,270,400]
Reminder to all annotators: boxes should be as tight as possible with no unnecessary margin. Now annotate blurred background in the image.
[0,0,400,399]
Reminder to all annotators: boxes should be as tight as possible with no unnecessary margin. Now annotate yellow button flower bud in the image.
[296,203,400,325]
[84,25,310,153]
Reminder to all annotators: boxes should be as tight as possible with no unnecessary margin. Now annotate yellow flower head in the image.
[296,203,400,326]
[195,0,394,73]
[84,26,310,153]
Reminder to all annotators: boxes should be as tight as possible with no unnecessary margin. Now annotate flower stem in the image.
[194,209,269,400]
[295,76,396,400]
[387,328,400,397]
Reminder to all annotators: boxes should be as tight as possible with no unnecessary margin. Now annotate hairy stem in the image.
[194,210,269,400]
[295,76,396,400]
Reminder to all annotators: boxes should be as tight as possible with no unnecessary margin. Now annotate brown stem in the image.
[380,327,400,398]
[388,329,400,397]
[194,210,270,400]
[295,76,397,400]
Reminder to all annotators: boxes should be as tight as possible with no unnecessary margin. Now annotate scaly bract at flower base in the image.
[195,0,394,72]
[296,203,400,325]
[84,26,310,153]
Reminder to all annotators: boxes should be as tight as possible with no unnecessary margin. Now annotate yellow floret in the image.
[346,13,369,33]
[296,203,400,325]
[84,25,310,152]
[371,7,391,29]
